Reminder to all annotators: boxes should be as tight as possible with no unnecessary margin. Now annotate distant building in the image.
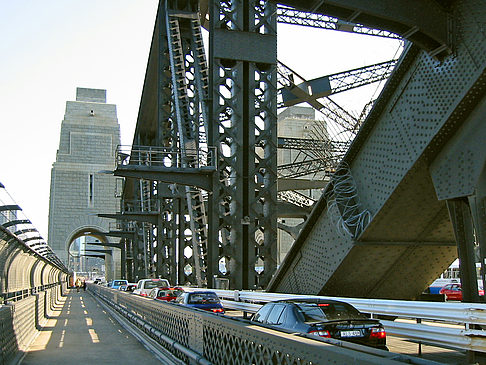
[48,88,121,279]
[277,106,328,264]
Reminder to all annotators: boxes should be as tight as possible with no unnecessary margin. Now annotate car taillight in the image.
[308,329,331,338]
[140,293,147,297]
[211,308,224,313]
[370,327,386,339]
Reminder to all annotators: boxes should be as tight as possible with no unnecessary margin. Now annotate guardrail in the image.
[208,289,486,353]
[116,145,217,170]
[93,285,440,364]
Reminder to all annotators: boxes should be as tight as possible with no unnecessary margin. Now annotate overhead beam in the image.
[113,165,214,191]
[98,213,158,225]
[279,0,452,58]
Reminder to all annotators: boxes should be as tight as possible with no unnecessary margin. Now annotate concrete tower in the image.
[48,88,121,278]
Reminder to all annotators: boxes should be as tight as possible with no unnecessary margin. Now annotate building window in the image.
[89,174,94,207]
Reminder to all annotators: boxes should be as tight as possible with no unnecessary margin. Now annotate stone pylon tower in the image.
[48,88,121,279]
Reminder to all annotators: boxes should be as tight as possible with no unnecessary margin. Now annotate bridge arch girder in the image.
[278,0,452,58]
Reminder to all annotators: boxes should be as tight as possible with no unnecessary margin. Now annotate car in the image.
[133,278,171,297]
[439,283,484,301]
[119,283,137,292]
[175,290,225,313]
[251,299,387,350]
[110,280,129,290]
[149,287,184,301]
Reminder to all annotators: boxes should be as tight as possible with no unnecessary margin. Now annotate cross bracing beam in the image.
[98,213,159,225]
[102,231,136,239]
[278,59,397,107]
[86,241,122,249]
[278,0,452,58]
[278,190,316,208]
[276,5,401,39]
[277,201,313,219]
[278,178,328,191]
[82,254,105,259]
[278,158,337,179]
[85,249,113,254]
[113,165,214,192]
[277,137,331,151]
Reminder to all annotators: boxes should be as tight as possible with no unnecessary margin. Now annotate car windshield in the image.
[188,292,219,304]
[144,280,169,289]
[296,302,367,323]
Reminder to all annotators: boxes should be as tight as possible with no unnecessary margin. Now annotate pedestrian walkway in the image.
[19,289,165,364]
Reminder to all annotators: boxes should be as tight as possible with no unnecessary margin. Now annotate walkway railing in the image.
[116,145,217,170]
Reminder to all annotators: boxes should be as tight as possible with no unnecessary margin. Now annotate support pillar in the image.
[209,0,278,289]
[446,198,480,303]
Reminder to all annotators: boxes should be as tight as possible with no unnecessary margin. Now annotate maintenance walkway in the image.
[19,289,171,365]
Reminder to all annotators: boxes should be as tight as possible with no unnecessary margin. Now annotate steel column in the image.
[446,198,480,303]
[209,0,278,289]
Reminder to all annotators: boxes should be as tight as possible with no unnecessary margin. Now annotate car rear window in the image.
[144,280,170,289]
[253,304,273,323]
[188,292,219,304]
[296,302,367,323]
[266,304,286,325]
[113,280,127,286]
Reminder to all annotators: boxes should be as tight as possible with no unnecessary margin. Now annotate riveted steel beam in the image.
[114,165,214,191]
[279,0,452,58]
[209,0,278,290]
[98,213,159,225]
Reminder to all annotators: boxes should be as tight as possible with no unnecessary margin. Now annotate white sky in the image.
[0,1,402,241]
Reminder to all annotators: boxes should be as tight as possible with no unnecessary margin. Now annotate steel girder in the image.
[278,0,453,58]
[117,1,211,285]
[276,5,401,39]
[209,0,278,290]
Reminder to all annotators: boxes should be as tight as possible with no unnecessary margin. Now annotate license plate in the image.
[340,330,361,338]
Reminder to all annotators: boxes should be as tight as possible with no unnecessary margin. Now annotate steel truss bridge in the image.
[3,0,486,363]
[92,0,486,305]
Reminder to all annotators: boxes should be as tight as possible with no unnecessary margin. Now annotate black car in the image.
[175,291,225,313]
[251,299,387,350]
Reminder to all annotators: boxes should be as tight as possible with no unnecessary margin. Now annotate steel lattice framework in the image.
[276,5,401,39]
[208,0,278,289]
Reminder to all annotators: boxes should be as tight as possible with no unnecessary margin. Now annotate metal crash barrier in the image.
[211,289,486,354]
[90,285,438,365]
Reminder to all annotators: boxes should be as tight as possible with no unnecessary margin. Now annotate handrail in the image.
[116,145,217,170]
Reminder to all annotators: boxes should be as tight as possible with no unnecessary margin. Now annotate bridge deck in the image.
[19,288,467,364]
[20,290,165,365]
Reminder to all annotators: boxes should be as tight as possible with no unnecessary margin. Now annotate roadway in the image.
[18,289,467,364]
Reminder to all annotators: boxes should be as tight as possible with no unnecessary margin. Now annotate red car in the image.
[439,284,484,301]
[148,287,184,301]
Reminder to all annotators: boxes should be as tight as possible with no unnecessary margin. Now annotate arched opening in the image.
[65,228,117,282]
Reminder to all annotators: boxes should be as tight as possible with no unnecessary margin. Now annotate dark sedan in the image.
[251,299,387,350]
[175,291,225,313]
